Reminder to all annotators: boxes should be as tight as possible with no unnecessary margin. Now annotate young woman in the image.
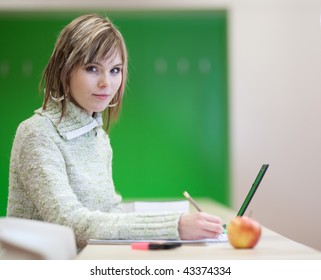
[7,14,223,249]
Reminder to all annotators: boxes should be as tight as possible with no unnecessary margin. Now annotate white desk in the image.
[76,199,321,260]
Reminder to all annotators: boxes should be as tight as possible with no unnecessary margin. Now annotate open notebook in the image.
[88,235,228,245]
[88,200,228,245]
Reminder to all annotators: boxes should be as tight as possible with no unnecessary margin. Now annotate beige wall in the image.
[230,0,321,251]
[2,0,321,251]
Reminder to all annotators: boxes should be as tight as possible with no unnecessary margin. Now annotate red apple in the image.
[227,216,262,249]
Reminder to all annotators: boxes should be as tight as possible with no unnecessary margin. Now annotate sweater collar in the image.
[35,100,103,140]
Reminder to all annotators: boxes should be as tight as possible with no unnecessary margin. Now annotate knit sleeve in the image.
[12,119,181,248]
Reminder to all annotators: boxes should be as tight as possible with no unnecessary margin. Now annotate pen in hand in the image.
[183,191,203,212]
[183,191,227,233]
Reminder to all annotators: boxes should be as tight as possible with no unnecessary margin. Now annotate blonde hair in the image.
[40,14,128,129]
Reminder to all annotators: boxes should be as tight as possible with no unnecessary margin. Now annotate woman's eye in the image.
[111,67,121,75]
[85,65,98,73]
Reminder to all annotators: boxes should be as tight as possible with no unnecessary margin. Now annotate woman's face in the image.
[69,52,123,115]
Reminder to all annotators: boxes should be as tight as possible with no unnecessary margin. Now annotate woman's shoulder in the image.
[16,112,56,140]
[11,113,58,156]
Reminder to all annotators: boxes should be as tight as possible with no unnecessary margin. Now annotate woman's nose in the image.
[98,74,109,88]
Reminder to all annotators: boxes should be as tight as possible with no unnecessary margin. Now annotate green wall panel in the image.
[0,11,229,216]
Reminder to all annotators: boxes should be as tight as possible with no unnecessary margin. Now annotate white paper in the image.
[88,234,228,245]
[121,200,190,213]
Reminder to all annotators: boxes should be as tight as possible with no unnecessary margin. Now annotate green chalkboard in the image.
[0,11,229,216]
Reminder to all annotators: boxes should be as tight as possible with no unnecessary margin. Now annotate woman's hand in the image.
[178,212,223,240]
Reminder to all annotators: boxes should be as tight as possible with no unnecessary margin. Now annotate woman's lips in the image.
[93,94,109,100]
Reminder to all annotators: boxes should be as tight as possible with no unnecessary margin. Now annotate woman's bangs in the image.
[85,32,122,64]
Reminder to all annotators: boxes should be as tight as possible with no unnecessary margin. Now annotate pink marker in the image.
[131,242,181,250]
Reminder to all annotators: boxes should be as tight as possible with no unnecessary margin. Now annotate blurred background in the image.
[1,0,321,252]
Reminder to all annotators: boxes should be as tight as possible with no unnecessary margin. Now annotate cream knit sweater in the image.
[7,100,181,248]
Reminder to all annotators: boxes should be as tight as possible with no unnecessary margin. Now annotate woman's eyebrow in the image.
[112,63,123,67]
[87,61,123,68]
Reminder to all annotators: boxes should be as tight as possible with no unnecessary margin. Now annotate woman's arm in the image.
[9,120,181,248]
